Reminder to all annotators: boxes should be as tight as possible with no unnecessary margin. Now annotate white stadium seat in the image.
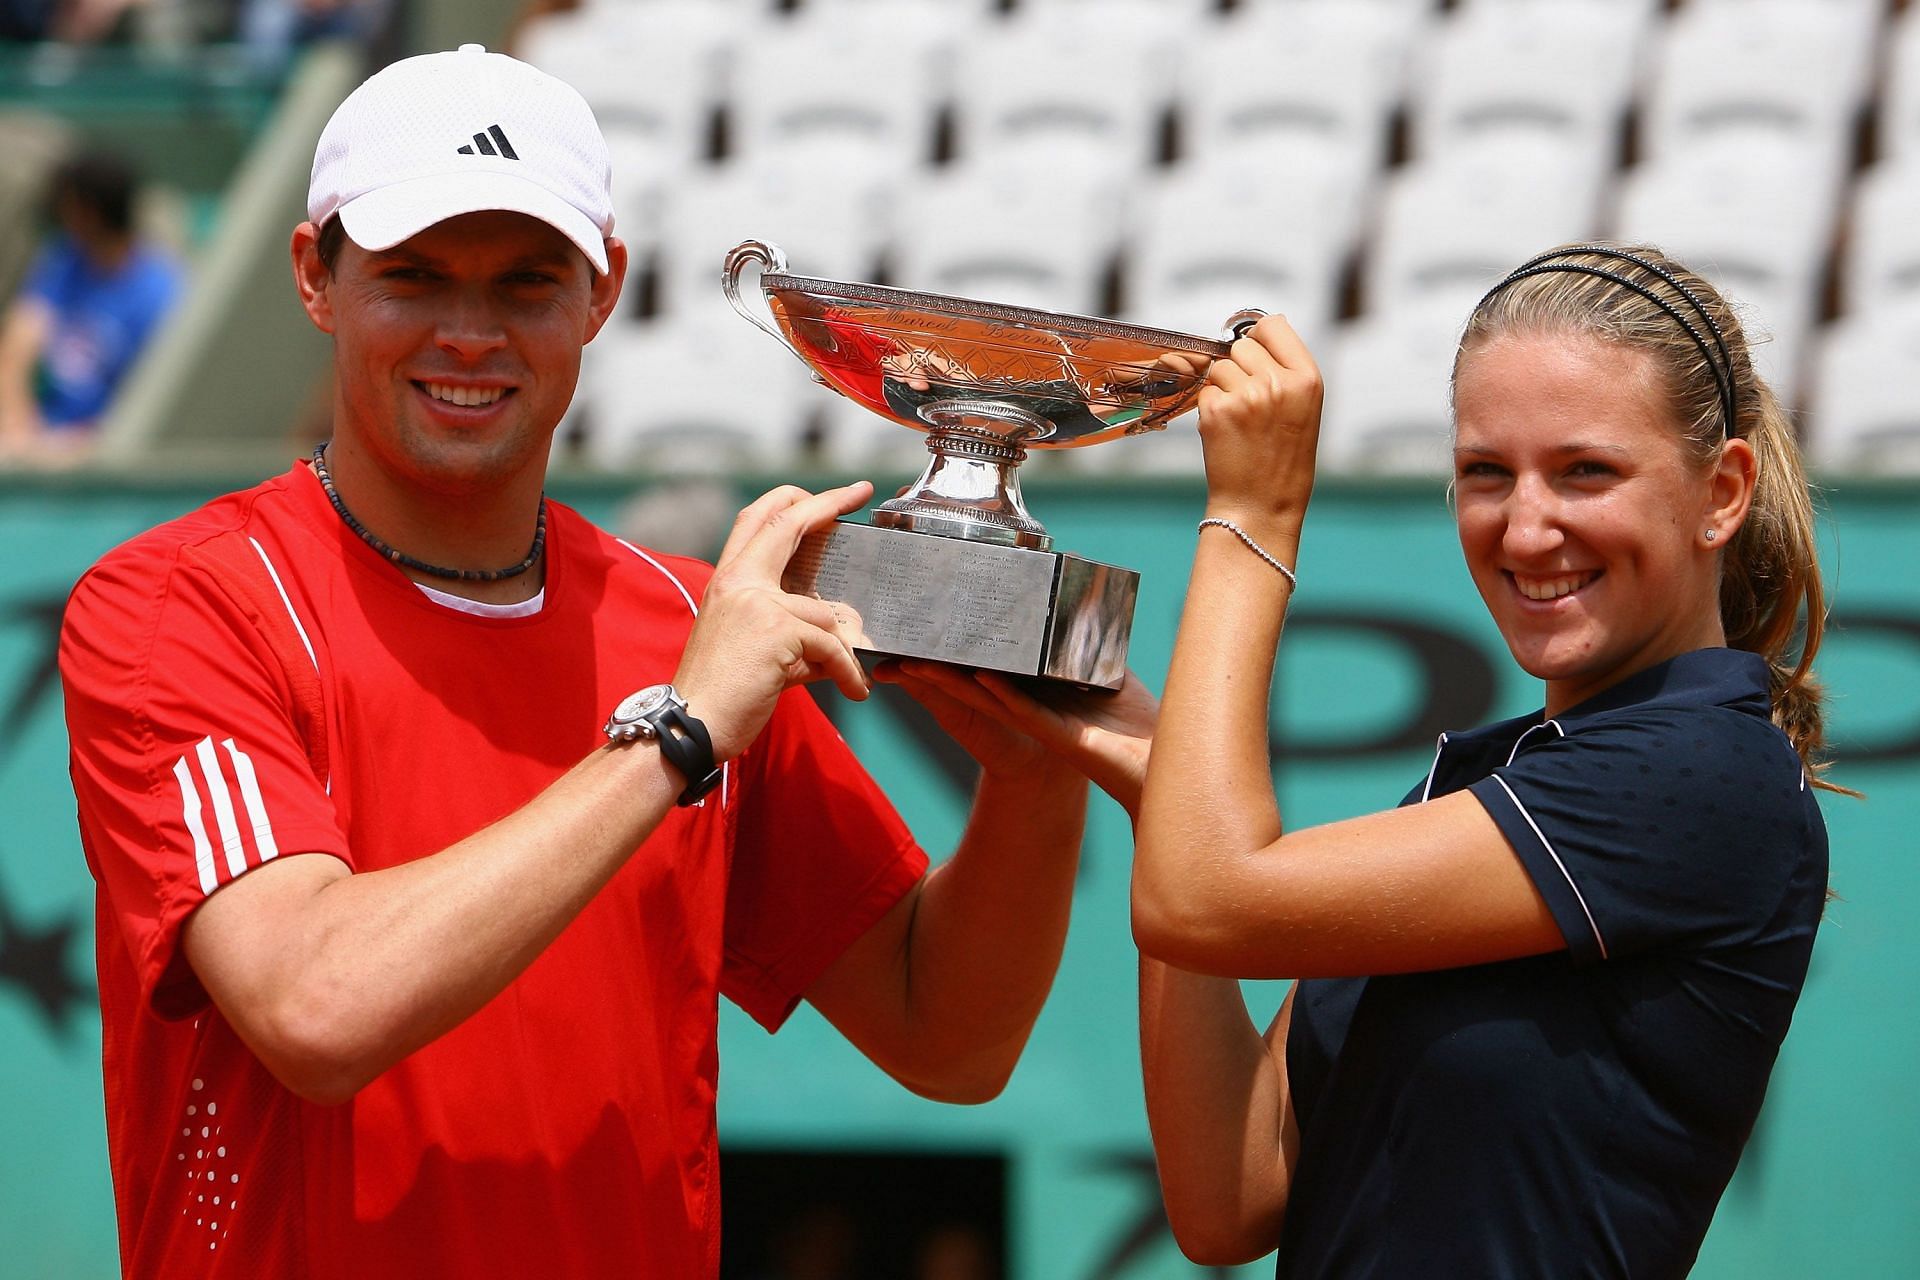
[1640,0,1870,197]
[577,317,821,476]
[1179,1,1412,231]
[890,165,1123,315]
[1612,153,1837,403]
[1124,158,1353,354]
[1464,0,1661,14]
[1318,314,1462,478]
[651,161,890,329]
[1686,0,1884,84]
[1805,312,1920,475]
[1406,0,1648,189]
[1369,151,1604,329]
[1237,0,1436,27]
[1019,0,1218,23]
[1838,159,1920,324]
[1878,4,1920,163]
[726,9,947,181]
[515,5,743,165]
[947,3,1179,179]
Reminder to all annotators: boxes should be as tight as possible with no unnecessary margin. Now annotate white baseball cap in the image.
[308,43,613,273]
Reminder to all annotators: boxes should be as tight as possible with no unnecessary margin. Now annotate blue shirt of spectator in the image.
[1278,647,1827,1279]
[23,234,181,427]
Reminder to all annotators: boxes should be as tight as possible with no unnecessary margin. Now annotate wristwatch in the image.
[604,684,723,806]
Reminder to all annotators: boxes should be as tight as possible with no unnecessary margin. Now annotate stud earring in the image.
[1704,529,1718,543]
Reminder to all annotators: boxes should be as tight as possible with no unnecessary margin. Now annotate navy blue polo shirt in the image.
[1276,649,1827,1279]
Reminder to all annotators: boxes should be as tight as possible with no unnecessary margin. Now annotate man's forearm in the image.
[185,739,683,1103]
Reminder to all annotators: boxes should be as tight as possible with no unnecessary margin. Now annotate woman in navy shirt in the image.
[896,242,1839,1275]
[1118,244,1840,1277]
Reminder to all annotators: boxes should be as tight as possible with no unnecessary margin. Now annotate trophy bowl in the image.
[725,239,1260,689]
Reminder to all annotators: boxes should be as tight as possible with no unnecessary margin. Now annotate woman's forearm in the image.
[1134,522,1298,952]
[1140,959,1296,1265]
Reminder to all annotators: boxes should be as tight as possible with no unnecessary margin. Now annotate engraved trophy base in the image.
[783,522,1139,691]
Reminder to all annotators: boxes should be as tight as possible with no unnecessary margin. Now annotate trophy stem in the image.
[871,401,1052,550]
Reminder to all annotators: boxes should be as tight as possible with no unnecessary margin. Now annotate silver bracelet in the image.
[1198,518,1298,590]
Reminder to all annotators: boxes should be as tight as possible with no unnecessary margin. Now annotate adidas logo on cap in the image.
[457,125,519,160]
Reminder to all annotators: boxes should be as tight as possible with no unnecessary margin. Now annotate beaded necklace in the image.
[310,443,546,583]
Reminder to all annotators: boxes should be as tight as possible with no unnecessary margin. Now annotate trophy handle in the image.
[723,240,804,352]
[1223,308,1267,341]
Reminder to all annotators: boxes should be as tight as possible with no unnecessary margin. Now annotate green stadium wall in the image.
[2,475,1915,1278]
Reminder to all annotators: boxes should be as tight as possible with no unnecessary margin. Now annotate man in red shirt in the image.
[60,45,1109,1277]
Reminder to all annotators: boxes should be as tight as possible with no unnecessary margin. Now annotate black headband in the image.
[1475,248,1738,437]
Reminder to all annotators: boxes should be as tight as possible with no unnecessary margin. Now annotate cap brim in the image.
[336,169,610,274]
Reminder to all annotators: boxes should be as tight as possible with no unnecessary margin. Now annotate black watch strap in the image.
[651,701,723,807]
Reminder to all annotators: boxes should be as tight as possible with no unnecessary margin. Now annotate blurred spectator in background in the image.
[0,0,60,40]
[0,0,147,42]
[238,0,393,68]
[0,149,181,465]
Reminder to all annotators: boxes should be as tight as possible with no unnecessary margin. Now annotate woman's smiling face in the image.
[1451,330,1733,715]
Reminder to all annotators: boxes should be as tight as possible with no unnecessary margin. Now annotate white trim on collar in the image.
[1420,732,1450,803]
[414,582,547,618]
[1506,719,1567,767]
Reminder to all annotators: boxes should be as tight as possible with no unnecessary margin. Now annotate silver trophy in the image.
[725,239,1257,690]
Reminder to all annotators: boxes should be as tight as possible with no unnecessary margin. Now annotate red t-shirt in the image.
[60,462,928,1279]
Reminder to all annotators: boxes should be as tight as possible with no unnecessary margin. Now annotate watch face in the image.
[614,685,672,724]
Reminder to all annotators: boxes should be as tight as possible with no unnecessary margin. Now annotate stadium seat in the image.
[1838,158,1920,323]
[947,2,1182,178]
[1877,4,1920,163]
[1238,0,1436,24]
[800,0,995,22]
[1686,0,1883,82]
[1804,312,1920,475]
[578,318,820,475]
[1405,0,1648,186]
[514,5,742,168]
[1639,0,1871,197]
[1122,158,1352,353]
[890,164,1122,314]
[1178,1,1413,231]
[725,8,947,181]
[601,128,677,267]
[1318,315,1462,477]
[1464,0,1660,13]
[1612,153,1836,403]
[1368,150,1604,329]
[1018,0,1219,22]
[651,160,890,330]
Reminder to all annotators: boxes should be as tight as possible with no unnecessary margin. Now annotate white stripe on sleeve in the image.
[222,738,279,862]
[172,753,219,895]
[1490,773,1609,960]
[195,736,248,879]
